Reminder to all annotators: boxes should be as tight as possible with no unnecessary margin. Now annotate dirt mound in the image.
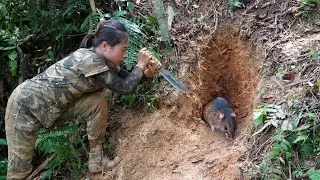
[92,26,260,180]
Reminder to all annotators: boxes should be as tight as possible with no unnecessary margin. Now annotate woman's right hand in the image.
[136,48,152,70]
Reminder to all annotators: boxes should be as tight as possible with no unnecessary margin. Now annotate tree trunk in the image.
[151,0,170,42]
[89,0,97,33]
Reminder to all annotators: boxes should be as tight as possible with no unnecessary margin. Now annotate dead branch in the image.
[285,78,314,87]
[26,153,56,180]
[271,77,285,91]
[89,0,96,11]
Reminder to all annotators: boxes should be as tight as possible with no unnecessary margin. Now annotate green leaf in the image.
[127,2,135,12]
[251,121,272,137]
[196,16,204,23]
[276,67,285,79]
[9,59,17,76]
[8,50,17,60]
[279,142,288,151]
[117,17,144,35]
[0,46,16,51]
[307,168,320,180]
[309,49,320,61]
[315,81,320,87]
[121,94,137,105]
[271,167,282,175]
[270,146,281,159]
[112,10,128,18]
[253,111,264,126]
[234,1,243,7]
[282,139,292,149]
[293,169,304,178]
[293,132,308,144]
[47,50,55,60]
[295,124,312,131]
[285,151,292,160]
[0,159,8,174]
[0,138,7,145]
[273,133,285,142]
[8,40,16,45]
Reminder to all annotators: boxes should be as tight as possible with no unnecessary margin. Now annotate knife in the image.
[158,68,189,93]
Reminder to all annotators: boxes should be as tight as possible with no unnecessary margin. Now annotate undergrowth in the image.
[1,0,174,178]
[253,88,320,179]
[0,138,7,179]
[35,122,88,179]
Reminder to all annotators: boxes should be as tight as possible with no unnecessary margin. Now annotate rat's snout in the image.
[225,132,235,140]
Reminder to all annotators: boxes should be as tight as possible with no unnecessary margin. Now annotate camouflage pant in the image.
[5,89,109,179]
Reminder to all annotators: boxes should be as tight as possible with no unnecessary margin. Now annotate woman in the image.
[5,19,161,179]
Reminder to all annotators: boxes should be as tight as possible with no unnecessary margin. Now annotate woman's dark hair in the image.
[80,20,128,48]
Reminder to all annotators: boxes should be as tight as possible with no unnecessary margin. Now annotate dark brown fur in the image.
[203,97,236,139]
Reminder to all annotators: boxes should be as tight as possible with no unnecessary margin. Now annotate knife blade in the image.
[158,68,189,93]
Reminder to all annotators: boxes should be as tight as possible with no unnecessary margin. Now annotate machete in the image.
[158,68,189,93]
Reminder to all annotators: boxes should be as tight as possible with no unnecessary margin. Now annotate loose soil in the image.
[91,25,260,179]
[0,0,319,179]
[87,0,320,179]
[88,0,320,179]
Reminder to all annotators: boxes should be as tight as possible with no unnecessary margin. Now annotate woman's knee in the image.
[82,92,108,111]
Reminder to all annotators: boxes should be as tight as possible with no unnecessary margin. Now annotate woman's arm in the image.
[95,66,143,94]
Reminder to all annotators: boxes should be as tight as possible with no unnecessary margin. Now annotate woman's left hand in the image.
[144,57,162,78]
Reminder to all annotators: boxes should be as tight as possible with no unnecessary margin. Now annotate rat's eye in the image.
[224,126,228,131]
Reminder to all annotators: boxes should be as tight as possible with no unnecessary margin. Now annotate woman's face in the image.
[99,39,129,66]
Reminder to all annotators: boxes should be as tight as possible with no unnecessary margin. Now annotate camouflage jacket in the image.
[17,48,143,128]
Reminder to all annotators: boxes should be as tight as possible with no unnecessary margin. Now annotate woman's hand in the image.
[136,48,152,70]
[144,57,162,78]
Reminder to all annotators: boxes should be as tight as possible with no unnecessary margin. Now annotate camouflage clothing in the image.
[5,48,144,179]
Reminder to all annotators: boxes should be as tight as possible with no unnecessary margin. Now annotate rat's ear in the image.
[231,112,236,117]
[216,111,224,121]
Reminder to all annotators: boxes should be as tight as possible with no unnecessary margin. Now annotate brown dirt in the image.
[89,0,319,179]
[89,25,260,180]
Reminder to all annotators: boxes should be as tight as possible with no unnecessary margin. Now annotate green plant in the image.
[228,0,243,11]
[103,139,115,158]
[310,49,320,61]
[147,95,157,109]
[0,30,20,78]
[255,103,320,179]
[0,139,7,179]
[300,0,320,17]
[293,169,304,178]
[121,94,137,106]
[275,67,285,79]
[307,168,320,180]
[35,123,87,179]
[0,159,7,179]
[252,104,286,134]
[116,17,144,70]
[0,138,6,145]
[259,159,282,180]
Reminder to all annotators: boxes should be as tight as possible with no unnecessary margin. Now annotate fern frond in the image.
[35,125,76,155]
[116,17,145,35]
[80,11,101,33]
[40,169,53,180]
[111,10,128,19]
